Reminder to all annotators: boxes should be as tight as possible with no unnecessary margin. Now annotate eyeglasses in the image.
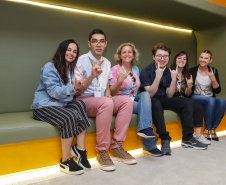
[129,72,136,82]
[91,40,106,46]
[155,55,169,60]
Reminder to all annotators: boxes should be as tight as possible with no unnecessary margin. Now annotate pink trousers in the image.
[77,96,133,151]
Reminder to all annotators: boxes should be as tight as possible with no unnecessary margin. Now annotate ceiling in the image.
[20,0,226,30]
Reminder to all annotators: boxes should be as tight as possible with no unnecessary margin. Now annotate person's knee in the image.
[76,99,87,109]
[152,99,163,110]
[141,91,150,99]
[100,97,114,109]
[216,98,226,109]
[194,101,204,113]
[120,96,133,109]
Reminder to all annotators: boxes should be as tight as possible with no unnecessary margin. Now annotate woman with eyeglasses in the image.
[190,50,226,141]
[109,43,163,157]
[170,51,210,145]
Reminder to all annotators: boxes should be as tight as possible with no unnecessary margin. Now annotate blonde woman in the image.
[109,43,163,156]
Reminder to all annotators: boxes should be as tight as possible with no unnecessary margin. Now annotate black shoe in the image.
[143,147,164,157]
[181,137,208,150]
[210,128,219,141]
[71,144,91,170]
[60,158,84,175]
[161,140,171,155]
[137,127,158,141]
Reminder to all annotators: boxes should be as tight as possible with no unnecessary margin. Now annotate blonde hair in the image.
[114,43,140,66]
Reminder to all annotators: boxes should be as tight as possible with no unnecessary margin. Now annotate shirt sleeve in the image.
[133,66,139,77]
[42,64,76,100]
[72,61,84,82]
[140,67,153,87]
[213,68,221,94]
[109,65,120,85]
[163,69,171,88]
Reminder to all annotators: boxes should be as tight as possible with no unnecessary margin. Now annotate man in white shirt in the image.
[73,29,137,171]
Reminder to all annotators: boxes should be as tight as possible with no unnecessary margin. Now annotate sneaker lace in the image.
[117,146,131,157]
[162,140,170,149]
[80,150,88,162]
[100,151,111,162]
[190,137,200,144]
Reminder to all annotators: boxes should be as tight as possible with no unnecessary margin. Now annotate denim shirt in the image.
[31,61,76,109]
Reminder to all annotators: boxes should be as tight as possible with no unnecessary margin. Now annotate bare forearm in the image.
[167,80,176,98]
[75,75,95,97]
[145,77,161,97]
[212,81,219,89]
[109,81,123,96]
[185,87,192,97]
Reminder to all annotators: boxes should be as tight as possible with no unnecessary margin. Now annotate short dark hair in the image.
[203,50,212,59]
[152,43,171,56]
[89,29,106,41]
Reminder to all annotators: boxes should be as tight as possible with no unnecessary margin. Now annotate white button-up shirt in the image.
[73,51,111,97]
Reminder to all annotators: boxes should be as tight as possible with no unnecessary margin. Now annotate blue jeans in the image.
[133,92,156,150]
[192,95,226,129]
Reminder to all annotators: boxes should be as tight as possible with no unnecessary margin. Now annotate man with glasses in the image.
[140,43,208,155]
[73,29,136,172]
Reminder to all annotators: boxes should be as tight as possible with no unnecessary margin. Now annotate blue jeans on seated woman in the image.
[192,95,226,129]
[133,91,156,150]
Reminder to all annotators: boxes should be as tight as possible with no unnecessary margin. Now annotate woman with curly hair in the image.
[31,39,91,175]
[109,43,163,157]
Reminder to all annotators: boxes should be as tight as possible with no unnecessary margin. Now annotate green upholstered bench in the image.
[0,111,180,146]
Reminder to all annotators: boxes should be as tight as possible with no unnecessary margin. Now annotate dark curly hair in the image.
[52,39,79,85]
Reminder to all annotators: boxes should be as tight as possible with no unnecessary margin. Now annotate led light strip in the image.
[6,0,192,33]
[1,130,226,184]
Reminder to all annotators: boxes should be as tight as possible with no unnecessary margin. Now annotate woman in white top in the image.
[190,50,226,141]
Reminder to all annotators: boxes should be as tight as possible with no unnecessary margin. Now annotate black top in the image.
[189,65,221,97]
[140,63,171,98]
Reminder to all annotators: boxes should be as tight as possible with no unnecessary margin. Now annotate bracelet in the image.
[211,80,217,83]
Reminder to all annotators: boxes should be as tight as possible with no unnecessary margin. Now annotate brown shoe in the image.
[96,150,115,171]
[110,146,137,165]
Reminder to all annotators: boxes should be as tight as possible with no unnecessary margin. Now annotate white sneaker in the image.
[193,133,211,145]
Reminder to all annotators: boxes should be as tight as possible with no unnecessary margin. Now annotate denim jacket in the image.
[31,61,76,109]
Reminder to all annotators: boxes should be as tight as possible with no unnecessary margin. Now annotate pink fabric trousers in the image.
[77,96,133,151]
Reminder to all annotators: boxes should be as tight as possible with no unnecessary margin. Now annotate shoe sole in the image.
[60,165,84,175]
[162,152,171,155]
[70,148,91,171]
[111,156,137,165]
[181,143,208,150]
[137,133,158,141]
[199,141,211,145]
[96,160,116,171]
[143,150,163,157]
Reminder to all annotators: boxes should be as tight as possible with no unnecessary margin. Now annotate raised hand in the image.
[92,60,104,78]
[155,62,166,79]
[169,65,178,81]
[206,67,216,82]
[74,73,86,90]
[117,69,129,83]
[186,74,193,89]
